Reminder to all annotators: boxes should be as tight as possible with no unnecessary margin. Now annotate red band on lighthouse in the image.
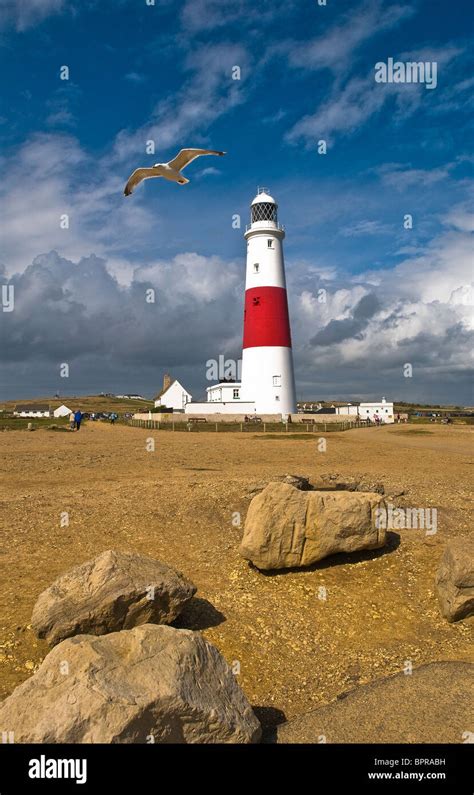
[243,286,292,349]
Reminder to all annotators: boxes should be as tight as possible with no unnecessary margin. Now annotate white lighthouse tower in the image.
[240,188,297,415]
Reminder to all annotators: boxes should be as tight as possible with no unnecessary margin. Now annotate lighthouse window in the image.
[275,396,280,401]
[251,202,277,223]
[253,263,259,273]
[233,389,240,400]
[267,239,273,248]
[252,297,260,306]
[273,375,282,386]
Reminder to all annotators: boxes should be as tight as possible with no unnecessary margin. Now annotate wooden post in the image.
[215,423,218,432]
[240,423,243,432]
[172,421,175,432]
[263,423,266,433]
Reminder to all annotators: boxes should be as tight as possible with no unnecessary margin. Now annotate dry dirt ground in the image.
[1,422,473,734]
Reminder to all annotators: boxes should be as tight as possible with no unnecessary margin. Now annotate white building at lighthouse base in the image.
[184,382,256,415]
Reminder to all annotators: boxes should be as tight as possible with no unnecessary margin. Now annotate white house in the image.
[207,382,242,403]
[359,399,394,423]
[185,381,257,415]
[154,374,192,412]
[115,394,146,400]
[334,403,359,416]
[14,404,51,418]
[335,397,394,423]
[53,404,72,418]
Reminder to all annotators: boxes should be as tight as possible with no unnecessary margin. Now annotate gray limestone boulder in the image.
[436,536,474,622]
[239,482,386,570]
[0,624,261,744]
[274,662,474,743]
[32,549,196,645]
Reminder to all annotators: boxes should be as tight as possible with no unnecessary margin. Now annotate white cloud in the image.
[124,72,146,83]
[0,132,156,276]
[179,0,295,33]
[112,43,249,163]
[282,0,415,74]
[342,219,391,237]
[286,44,464,146]
[196,166,221,177]
[0,0,65,30]
[288,209,473,400]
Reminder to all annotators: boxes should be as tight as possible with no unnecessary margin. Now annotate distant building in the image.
[53,404,72,418]
[154,374,192,412]
[333,403,359,416]
[115,394,146,400]
[185,380,256,415]
[14,404,51,418]
[335,397,394,423]
[207,381,242,403]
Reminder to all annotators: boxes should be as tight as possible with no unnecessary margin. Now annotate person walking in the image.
[69,411,75,431]
[74,409,83,431]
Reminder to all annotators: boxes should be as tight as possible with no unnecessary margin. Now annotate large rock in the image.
[245,473,312,498]
[239,483,386,570]
[436,537,474,622]
[312,472,385,494]
[32,550,196,645]
[0,625,261,744]
[273,662,474,743]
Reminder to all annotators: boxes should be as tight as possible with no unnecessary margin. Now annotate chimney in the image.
[163,373,172,392]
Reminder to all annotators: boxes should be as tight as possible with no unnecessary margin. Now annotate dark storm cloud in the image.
[0,250,244,396]
[310,292,380,346]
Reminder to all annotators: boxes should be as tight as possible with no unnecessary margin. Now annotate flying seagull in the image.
[124,148,226,196]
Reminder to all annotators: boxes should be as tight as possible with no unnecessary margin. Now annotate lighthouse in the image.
[240,188,297,415]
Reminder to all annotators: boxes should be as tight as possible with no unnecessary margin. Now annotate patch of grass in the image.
[389,428,433,435]
[0,417,68,431]
[0,395,154,415]
[254,433,316,440]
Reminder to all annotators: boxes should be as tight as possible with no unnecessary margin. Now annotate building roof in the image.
[15,404,50,412]
[360,401,393,406]
[154,379,177,400]
[154,379,191,401]
[207,382,242,391]
[251,188,276,206]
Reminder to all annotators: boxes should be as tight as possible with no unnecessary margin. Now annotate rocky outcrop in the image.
[245,472,386,499]
[32,549,196,645]
[0,624,261,744]
[436,537,474,622]
[311,473,385,495]
[245,474,312,498]
[239,482,386,570]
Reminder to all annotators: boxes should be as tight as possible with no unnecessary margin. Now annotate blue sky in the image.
[0,0,473,403]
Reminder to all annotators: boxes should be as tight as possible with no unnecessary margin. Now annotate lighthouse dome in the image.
[251,189,276,206]
[250,187,278,224]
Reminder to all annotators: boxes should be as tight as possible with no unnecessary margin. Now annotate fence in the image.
[128,419,360,434]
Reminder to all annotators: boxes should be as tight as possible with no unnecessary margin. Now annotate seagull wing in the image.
[168,148,226,172]
[124,167,157,196]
